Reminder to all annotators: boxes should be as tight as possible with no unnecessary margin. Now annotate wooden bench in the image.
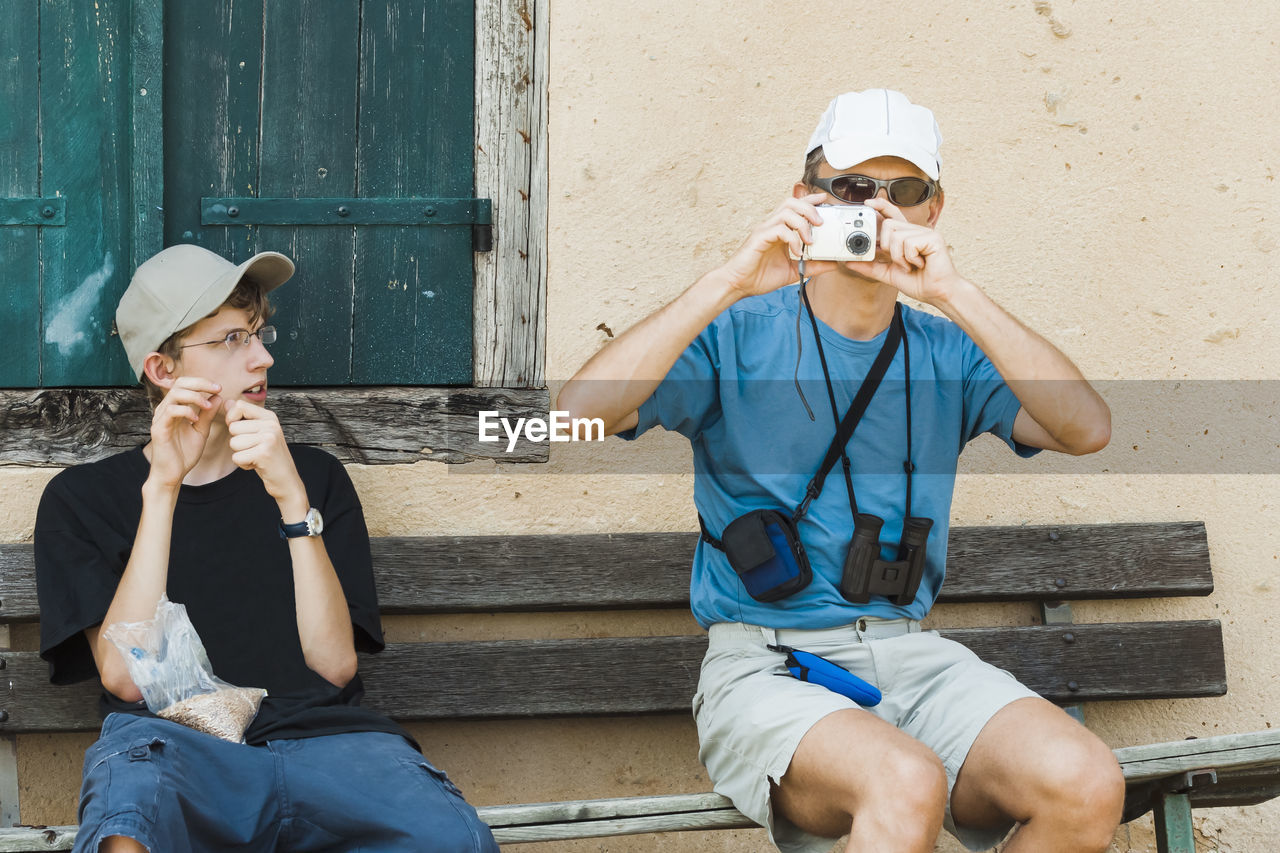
[1,521,1278,852]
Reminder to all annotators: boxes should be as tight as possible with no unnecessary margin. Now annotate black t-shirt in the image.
[34,444,413,747]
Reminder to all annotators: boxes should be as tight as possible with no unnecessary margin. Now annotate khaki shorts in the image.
[693,619,1038,853]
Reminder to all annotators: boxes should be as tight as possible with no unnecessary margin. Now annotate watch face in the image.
[306,507,324,536]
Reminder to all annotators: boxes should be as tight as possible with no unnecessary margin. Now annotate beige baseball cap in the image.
[116,244,295,379]
[806,89,943,180]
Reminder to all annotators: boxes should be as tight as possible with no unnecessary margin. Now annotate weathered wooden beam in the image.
[364,521,1213,612]
[480,791,739,827]
[473,0,547,388]
[487,807,755,842]
[0,386,549,467]
[0,622,1226,732]
[1118,730,1280,822]
[0,523,1212,622]
[0,827,73,852]
[1114,729,1280,783]
[939,521,1212,602]
[945,620,1226,701]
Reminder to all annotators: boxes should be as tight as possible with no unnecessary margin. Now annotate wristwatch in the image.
[279,507,324,539]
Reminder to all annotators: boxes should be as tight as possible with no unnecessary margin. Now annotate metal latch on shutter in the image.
[0,198,66,226]
[201,197,493,252]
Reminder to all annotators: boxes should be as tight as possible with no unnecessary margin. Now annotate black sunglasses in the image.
[809,174,937,207]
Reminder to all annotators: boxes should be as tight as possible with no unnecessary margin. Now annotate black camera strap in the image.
[699,286,911,553]
[794,285,909,523]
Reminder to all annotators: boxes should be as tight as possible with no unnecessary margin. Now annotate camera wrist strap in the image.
[795,286,911,523]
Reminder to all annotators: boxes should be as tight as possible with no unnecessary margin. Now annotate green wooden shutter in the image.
[3,0,478,390]
[165,0,479,386]
[0,2,42,387]
[0,0,153,388]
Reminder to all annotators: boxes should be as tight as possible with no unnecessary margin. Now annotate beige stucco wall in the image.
[3,1,1277,850]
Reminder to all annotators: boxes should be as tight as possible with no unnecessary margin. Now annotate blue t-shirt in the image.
[620,285,1038,629]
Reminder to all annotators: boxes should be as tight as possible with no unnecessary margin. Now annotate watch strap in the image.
[279,508,320,539]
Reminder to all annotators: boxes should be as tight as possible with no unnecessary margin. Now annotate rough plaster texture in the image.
[4,1,1278,850]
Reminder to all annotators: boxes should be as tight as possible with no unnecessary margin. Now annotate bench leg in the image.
[1153,791,1195,853]
[0,734,17,827]
[0,625,17,826]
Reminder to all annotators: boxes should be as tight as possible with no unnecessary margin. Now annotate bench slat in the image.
[1116,730,1280,822]
[0,828,72,852]
[0,521,1211,621]
[0,621,1225,732]
[487,808,755,842]
[1,730,1275,850]
[946,620,1226,702]
[939,521,1211,602]
[480,791,736,825]
[1114,729,1280,782]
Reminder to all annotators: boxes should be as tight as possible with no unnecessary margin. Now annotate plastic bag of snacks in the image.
[103,595,266,742]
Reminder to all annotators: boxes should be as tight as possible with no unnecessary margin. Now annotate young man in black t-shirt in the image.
[35,245,498,853]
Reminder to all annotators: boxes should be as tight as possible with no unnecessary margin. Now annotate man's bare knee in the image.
[862,747,948,832]
[1040,746,1125,850]
[822,745,949,853]
[776,718,947,844]
[99,836,148,853]
[890,747,948,806]
[1000,734,1124,853]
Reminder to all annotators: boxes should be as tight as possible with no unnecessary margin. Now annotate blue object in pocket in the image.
[775,645,882,707]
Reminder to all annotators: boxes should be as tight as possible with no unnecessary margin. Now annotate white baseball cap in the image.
[116,244,294,379]
[806,89,943,180]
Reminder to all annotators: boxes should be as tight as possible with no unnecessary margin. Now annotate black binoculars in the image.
[839,514,934,606]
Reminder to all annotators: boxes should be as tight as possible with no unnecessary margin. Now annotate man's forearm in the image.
[219,411,356,685]
[933,277,1110,453]
[93,480,179,700]
[557,269,742,433]
[288,536,358,688]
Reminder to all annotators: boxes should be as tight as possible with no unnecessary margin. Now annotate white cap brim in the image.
[819,135,941,181]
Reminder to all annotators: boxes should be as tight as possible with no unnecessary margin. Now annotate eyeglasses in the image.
[180,326,277,353]
[809,174,937,207]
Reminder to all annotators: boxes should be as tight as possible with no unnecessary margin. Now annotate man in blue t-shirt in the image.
[559,90,1120,853]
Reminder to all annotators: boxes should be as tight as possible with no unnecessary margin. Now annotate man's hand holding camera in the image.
[845,196,963,305]
[720,192,965,309]
[715,192,840,299]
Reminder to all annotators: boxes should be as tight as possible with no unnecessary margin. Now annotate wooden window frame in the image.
[0,0,549,466]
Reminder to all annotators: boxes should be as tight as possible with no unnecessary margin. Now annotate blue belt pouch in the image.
[776,646,882,707]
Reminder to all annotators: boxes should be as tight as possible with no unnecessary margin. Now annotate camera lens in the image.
[846,232,871,256]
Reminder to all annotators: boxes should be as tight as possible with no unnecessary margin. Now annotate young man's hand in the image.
[225,400,308,516]
[845,197,963,304]
[148,378,223,489]
[715,193,840,298]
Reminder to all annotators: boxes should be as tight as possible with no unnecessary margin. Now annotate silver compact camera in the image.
[803,204,877,262]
